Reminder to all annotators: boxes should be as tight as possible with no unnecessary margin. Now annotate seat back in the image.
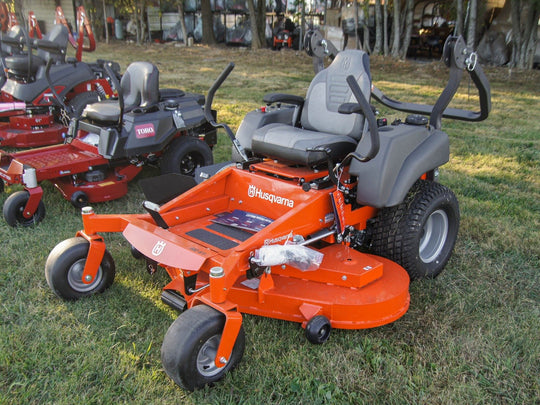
[36,24,69,63]
[120,61,159,109]
[300,50,371,140]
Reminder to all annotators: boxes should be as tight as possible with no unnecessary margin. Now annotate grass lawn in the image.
[0,42,538,404]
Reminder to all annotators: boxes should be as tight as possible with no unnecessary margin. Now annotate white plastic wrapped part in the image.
[252,244,324,272]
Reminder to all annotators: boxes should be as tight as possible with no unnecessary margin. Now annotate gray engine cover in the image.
[351,123,449,207]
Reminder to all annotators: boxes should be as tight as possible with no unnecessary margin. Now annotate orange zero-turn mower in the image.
[45,35,490,391]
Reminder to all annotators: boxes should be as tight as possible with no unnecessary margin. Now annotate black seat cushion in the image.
[83,99,121,123]
[4,54,45,76]
[248,50,372,166]
[251,123,357,166]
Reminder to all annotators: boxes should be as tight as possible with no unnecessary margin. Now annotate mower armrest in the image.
[33,39,64,54]
[263,93,304,106]
[1,36,23,47]
[338,102,362,115]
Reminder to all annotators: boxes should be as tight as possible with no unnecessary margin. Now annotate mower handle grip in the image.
[33,38,64,54]
[0,35,23,47]
[203,63,248,162]
[343,75,380,162]
[204,62,235,126]
[44,58,69,111]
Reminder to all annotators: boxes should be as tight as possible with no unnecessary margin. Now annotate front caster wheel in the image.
[161,305,245,391]
[3,190,46,227]
[305,315,332,344]
[45,237,115,300]
[70,191,89,209]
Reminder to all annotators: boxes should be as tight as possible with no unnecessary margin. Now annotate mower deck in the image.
[116,165,410,330]
[0,139,107,183]
[0,115,65,148]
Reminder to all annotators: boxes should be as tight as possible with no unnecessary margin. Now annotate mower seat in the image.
[83,61,160,124]
[250,50,371,166]
[4,25,69,77]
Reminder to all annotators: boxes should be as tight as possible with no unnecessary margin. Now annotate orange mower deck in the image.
[75,163,411,368]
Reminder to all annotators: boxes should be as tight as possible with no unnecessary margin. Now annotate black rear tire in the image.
[3,190,46,227]
[161,305,245,391]
[45,237,115,300]
[67,91,100,118]
[369,180,459,280]
[161,137,213,176]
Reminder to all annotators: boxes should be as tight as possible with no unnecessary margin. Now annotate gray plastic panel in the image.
[351,124,449,207]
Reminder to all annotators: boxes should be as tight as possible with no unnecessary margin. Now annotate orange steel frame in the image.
[74,161,411,370]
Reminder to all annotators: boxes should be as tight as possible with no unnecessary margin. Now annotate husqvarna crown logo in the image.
[247,184,294,208]
[152,240,166,256]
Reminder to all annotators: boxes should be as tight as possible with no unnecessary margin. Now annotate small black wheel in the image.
[161,305,245,391]
[45,237,115,300]
[70,191,89,209]
[305,315,332,344]
[3,190,46,227]
[161,137,213,176]
[130,245,144,260]
[369,180,460,280]
[0,179,4,194]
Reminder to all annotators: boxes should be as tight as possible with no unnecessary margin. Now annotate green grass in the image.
[1,43,539,404]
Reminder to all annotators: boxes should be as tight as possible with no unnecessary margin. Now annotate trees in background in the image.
[509,0,540,68]
[61,0,540,68]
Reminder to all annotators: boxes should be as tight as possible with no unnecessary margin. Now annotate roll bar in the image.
[305,31,491,130]
[372,36,491,130]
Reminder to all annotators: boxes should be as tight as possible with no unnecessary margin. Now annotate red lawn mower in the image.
[0,60,216,227]
[45,35,490,390]
[0,14,116,149]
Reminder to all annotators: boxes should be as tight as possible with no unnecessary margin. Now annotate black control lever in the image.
[204,63,248,162]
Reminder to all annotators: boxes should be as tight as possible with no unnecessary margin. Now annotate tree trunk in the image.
[247,0,263,49]
[454,0,463,37]
[354,0,360,49]
[383,0,388,55]
[201,0,216,45]
[510,0,540,68]
[132,7,140,45]
[177,2,188,45]
[103,0,109,44]
[466,0,477,49]
[519,1,539,68]
[373,0,382,54]
[391,0,400,57]
[256,0,267,47]
[510,0,522,67]
[362,0,371,53]
[525,4,540,69]
[399,0,414,59]
[140,1,146,43]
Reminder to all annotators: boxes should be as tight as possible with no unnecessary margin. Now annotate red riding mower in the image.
[0,22,116,148]
[0,61,216,226]
[45,35,490,390]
